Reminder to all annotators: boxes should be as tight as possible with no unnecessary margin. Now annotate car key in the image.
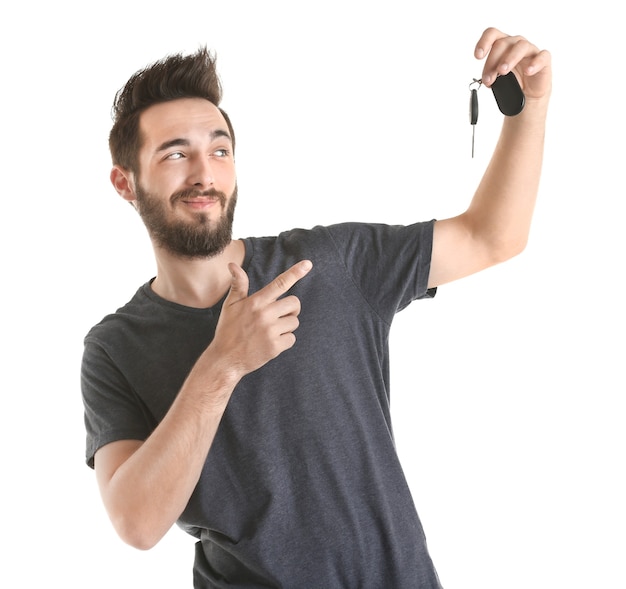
[467,72,526,158]
[469,86,479,157]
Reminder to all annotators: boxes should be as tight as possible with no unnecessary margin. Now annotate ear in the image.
[110,166,137,205]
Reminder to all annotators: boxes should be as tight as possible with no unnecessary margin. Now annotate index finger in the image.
[475,27,540,87]
[474,27,507,60]
[256,260,313,303]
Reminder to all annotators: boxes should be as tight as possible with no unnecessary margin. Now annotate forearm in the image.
[97,260,312,550]
[468,94,550,261]
[428,30,551,288]
[99,349,240,550]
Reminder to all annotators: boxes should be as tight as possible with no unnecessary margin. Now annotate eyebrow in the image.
[155,129,232,153]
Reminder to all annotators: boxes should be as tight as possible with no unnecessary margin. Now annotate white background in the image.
[1,1,624,587]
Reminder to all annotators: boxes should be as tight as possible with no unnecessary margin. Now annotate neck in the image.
[150,239,245,308]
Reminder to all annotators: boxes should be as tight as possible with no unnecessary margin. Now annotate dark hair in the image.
[108,46,235,175]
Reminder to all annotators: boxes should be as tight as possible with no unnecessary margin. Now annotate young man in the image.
[82,27,551,588]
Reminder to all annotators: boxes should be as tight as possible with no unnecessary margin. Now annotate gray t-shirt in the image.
[82,222,442,588]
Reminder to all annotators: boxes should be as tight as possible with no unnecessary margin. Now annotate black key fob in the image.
[491,71,525,116]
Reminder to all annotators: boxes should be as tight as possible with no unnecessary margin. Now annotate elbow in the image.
[111,512,164,551]
[491,234,528,265]
[507,234,529,260]
[124,534,160,552]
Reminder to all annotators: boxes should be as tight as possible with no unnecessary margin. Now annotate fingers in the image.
[474,27,509,61]
[225,262,250,304]
[224,259,312,313]
[524,49,551,78]
[260,260,311,344]
[212,260,313,376]
[474,27,549,88]
[256,260,313,304]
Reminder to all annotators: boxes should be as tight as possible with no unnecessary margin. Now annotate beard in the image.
[134,183,238,260]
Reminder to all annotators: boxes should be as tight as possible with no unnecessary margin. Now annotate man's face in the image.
[132,98,238,259]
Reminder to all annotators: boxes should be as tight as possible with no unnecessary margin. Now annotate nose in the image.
[187,155,215,188]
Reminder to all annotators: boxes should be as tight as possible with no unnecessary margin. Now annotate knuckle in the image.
[273,275,289,291]
[285,294,301,309]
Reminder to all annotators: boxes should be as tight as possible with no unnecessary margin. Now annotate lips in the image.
[171,189,227,208]
[181,198,219,210]
[183,197,218,204]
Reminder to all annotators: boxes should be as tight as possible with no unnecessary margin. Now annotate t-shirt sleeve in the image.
[81,339,153,468]
[325,221,436,321]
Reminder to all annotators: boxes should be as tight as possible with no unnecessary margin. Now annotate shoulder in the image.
[244,221,434,267]
[83,283,154,348]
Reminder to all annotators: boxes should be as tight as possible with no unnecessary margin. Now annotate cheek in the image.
[139,170,180,198]
[220,165,237,192]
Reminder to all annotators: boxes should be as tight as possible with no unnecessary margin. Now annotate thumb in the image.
[224,262,250,305]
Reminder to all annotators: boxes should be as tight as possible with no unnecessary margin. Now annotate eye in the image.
[213,148,230,158]
[165,151,185,160]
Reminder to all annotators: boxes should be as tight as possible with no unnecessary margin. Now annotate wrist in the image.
[185,348,242,410]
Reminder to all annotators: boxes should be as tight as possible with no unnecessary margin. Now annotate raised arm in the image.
[94,260,312,550]
[428,27,552,288]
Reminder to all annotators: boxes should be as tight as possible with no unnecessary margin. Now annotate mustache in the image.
[170,188,227,206]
